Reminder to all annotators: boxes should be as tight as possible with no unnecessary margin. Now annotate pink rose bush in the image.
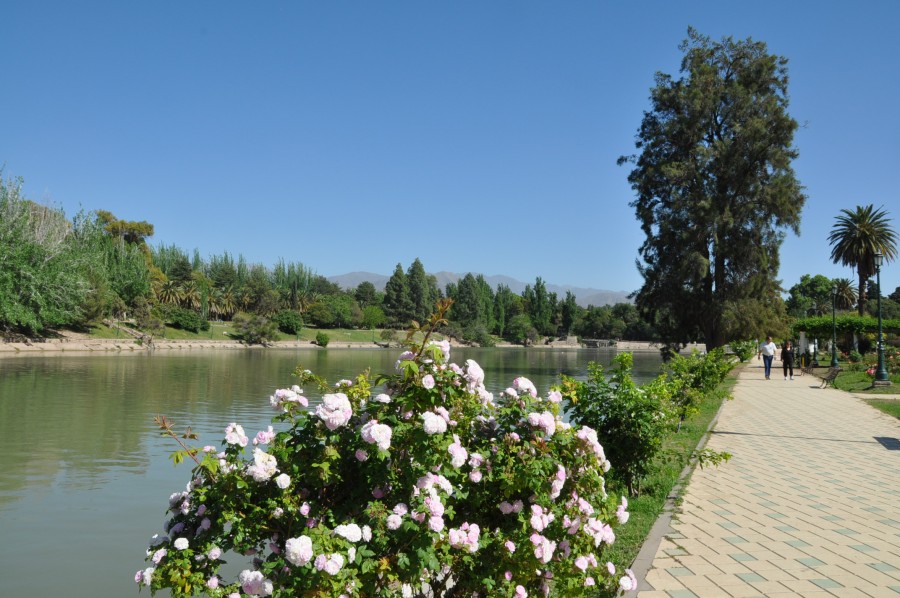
[137,302,634,597]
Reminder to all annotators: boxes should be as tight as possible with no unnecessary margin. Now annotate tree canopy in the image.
[827,204,897,316]
[620,28,804,349]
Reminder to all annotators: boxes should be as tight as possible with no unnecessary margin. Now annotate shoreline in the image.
[0,337,704,355]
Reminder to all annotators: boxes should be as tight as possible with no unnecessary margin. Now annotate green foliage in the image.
[407,258,440,324]
[231,312,279,345]
[563,353,676,494]
[315,331,330,347]
[620,28,804,349]
[139,301,635,595]
[730,340,757,362]
[383,263,414,327]
[506,313,538,346]
[168,306,208,333]
[791,314,900,338]
[664,348,735,422]
[785,274,839,318]
[0,175,100,333]
[361,305,386,329]
[271,309,303,335]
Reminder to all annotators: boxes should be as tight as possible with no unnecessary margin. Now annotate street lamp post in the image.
[873,252,891,386]
[810,302,820,367]
[831,284,839,367]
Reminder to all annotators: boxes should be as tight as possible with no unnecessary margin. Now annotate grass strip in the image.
[863,399,900,419]
[833,370,900,393]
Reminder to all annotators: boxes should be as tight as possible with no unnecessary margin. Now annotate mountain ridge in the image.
[326,271,632,308]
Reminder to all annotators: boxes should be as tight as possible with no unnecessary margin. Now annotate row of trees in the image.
[0,173,660,344]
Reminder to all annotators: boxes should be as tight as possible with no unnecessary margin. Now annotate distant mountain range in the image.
[326,271,631,308]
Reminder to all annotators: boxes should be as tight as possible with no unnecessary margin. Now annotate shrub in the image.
[729,340,756,363]
[315,331,330,347]
[169,306,208,333]
[137,302,637,596]
[272,309,303,336]
[231,312,279,345]
[665,348,735,424]
[563,353,676,494]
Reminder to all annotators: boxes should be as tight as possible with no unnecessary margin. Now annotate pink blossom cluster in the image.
[253,425,276,445]
[246,448,278,482]
[584,517,616,546]
[334,522,371,542]
[447,434,468,468]
[315,393,352,430]
[239,569,273,596]
[448,522,480,552]
[421,411,447,435]
[616,496,630,524]
[549,464,567,500]
[395,350,416,371]
[576,426,611,472]
[224,422,248,447]
[529,504,555,532]
[513,376,538,397]
[269,385,308,412]
[284,536,313,566]
[499,499,524,514]
[360,420,392,451]
[314,553,344,575]
[386,503,407,530]
[526,410,557,438]
[529,532,557,563]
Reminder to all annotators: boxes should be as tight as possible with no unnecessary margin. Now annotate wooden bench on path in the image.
[820,367,842,388]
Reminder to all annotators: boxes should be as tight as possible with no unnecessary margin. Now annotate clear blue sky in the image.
[2,1,898,295]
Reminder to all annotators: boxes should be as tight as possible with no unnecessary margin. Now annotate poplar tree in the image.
[383,263,414,327]
[619,28,804,349]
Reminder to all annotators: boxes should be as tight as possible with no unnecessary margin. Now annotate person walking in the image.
[758,336,777,380]
[782,340,795,380]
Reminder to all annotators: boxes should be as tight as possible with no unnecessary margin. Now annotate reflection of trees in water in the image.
[0,349,664,509]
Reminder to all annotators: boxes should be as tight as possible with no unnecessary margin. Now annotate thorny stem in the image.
[412,299,453,361]
[154,414,206,470]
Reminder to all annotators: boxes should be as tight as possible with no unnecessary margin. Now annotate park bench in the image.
[820,367,842,388]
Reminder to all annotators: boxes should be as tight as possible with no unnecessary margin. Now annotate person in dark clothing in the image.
[782,340,795,380]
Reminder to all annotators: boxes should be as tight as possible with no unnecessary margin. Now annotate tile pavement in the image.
[635,365,900,597]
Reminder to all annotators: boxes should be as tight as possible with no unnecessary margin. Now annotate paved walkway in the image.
[636,365,900,597]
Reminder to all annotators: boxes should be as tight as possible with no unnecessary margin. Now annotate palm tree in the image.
[219,287,237,320]
[155,279,181,306]
[180,280,201,310]
[832,278,857,311]
[828,205,897,316]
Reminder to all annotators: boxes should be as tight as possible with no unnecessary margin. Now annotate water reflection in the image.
[0,347,660,597]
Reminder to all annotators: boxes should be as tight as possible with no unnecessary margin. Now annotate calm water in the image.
[0,346,662,597]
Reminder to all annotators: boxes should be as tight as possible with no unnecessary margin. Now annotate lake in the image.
[0,346,662,596]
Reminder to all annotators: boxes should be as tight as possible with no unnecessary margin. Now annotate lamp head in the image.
[875,252,883,268]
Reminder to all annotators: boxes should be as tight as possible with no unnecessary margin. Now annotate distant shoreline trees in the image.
[0,173,658,345]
